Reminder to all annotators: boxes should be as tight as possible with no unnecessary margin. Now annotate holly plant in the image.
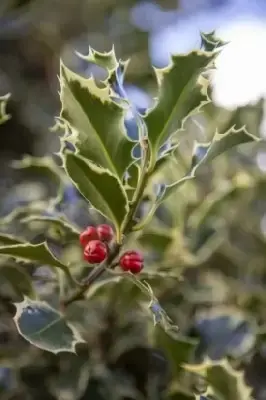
[0,33,260,400]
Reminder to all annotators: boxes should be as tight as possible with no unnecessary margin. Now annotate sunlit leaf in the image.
[76,46,118,71]
[144,51,216,166]
[157,126,259,205]
[59,60,133,178]
[185,359,252,400]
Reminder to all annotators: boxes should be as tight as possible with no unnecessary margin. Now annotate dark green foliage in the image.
[0,35,262,400]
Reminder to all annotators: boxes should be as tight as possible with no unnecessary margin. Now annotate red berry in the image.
[83,240,108,264]
[79,226,99,247]
[119,251,144,274]
[96,224,114,243]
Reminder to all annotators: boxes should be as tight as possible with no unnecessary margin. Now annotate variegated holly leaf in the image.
[184,359,252,400]
[59,59,134,179]
[144,51,216,167]
[14,298,85,353]
[64,152,129,237]
[0,242,74,283]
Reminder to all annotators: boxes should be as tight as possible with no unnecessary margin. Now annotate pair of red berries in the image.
[79,224,144,274]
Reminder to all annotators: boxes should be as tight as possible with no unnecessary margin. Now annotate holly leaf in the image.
[135,127,258,232]
[64,152,129,236]
[144,51,216,166]
[200,31,227,52]
[0,242,73,280]
[59,61,133,179]
[158,126,259,205]
[14,298,85,353]
[185,360,252,400]
[207,362,252,400]
[0,94,11,124]
[76,46,118,71]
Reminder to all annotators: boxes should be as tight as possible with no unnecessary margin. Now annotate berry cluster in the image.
[79,224,144,274]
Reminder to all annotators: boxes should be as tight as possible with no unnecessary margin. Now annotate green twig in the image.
[62,137,151,309]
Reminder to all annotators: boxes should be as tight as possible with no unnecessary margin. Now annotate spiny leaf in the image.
[59,61,134,178]
[135,127,258,232]
[0,94,11,124]
[11,155,66,208]
[14,298,85,353]
[207,362,252,400]
[158,126,259,205]
[76,46,119,72]
[144,51,216,166]
[184,359,252,400]
[200,31,227,52]
[0,264,35,299]
[64,152,129,236]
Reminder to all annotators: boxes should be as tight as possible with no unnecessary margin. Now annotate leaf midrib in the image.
[63,72,122,177]
[28,315,62,338]
[67,154,128,228]
[151,70,202,152]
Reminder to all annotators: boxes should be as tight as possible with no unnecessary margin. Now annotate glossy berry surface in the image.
[119,251,144,274]
[96,224,114,242]
[79,226,99,247]
[83,240,107,264]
